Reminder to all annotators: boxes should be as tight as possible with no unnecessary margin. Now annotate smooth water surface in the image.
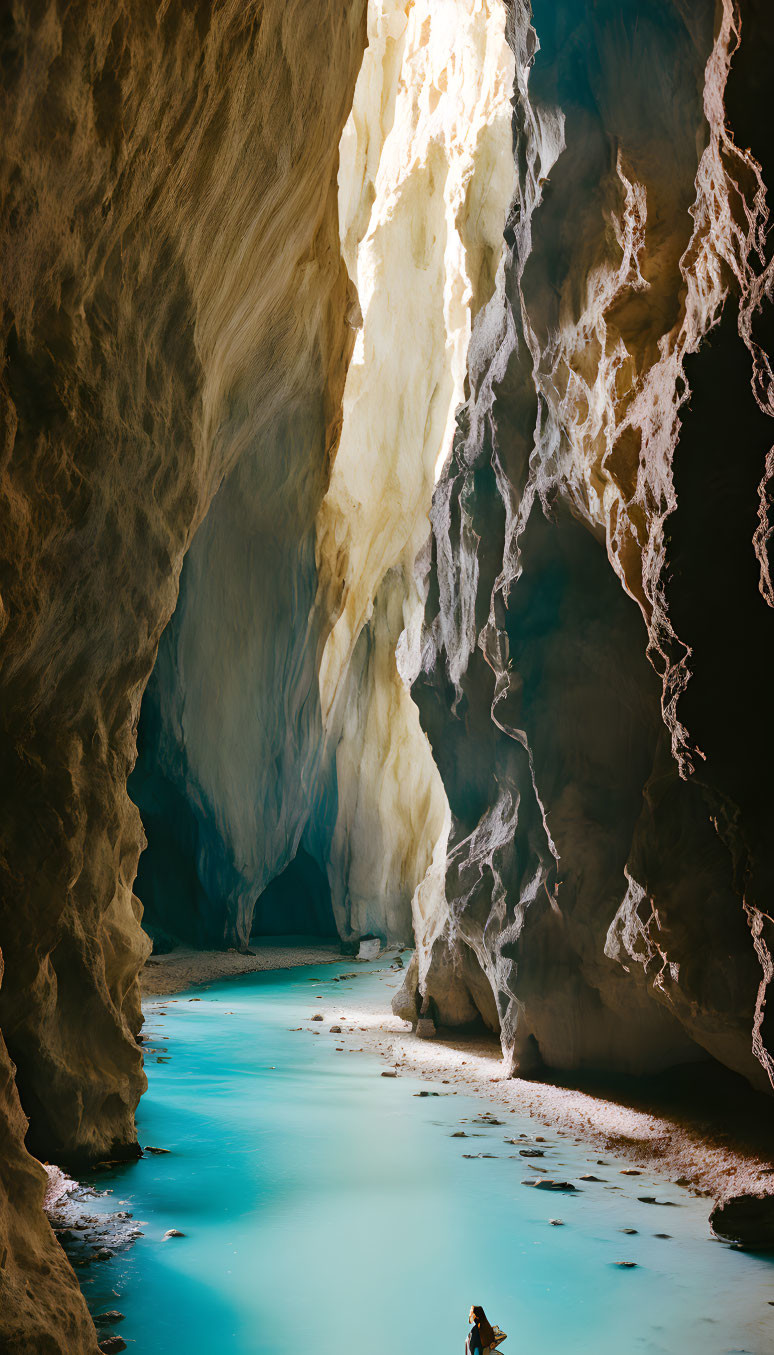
[76,960,774,1354]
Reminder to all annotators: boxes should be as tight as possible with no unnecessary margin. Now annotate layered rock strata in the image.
[0,1,367,1347]
[401,0,774,1091]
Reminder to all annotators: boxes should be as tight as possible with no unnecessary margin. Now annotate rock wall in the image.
[133,0,515,950]
[402,0,774,1091]
[0,1,366,1347]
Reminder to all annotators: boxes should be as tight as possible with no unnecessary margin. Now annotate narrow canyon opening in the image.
[1,0,773,1351]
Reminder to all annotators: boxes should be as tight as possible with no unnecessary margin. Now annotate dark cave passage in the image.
[250,849,338,941]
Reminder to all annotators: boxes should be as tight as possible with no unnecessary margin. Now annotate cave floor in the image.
[140,937,342,995]
[56,957,774,1354]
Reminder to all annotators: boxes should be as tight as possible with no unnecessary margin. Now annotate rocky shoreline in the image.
[143,949,774,1240]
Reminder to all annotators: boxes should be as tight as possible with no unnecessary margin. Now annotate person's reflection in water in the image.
[466,1304,497,1354]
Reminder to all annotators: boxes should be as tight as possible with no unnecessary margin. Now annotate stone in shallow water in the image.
[94,1312,125,1326]
[523,1179,578,1192]
[163,1229,186,1239]
[358,938,381,961]
[709,1194,774,1249]
[144,1146,170,1155]
[98,1340,127,1353]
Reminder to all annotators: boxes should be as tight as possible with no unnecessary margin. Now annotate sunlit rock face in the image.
[0,1,366,1346]
[134,0,515,950]
[406,0,774,1089]
[317,0,515,945]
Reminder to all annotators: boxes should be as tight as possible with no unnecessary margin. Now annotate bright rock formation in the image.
[133,0,515,950]
[317,0,515,943]
[400,0,774,1092]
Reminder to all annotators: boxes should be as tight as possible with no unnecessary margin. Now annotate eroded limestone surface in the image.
[401,0,774,1092]
[0,1,366,1346]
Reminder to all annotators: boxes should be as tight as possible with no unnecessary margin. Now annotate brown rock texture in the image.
[0,0,365,1347]
[404,0,774,1091]
[0,953,99,1353]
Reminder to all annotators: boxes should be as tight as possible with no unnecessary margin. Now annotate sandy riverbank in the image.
[141,947,774,1206]
[140,940,343,995]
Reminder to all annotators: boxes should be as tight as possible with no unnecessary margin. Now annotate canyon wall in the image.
[0,1,366,1348]
[133,0,515,950]
[400,0,774,1091]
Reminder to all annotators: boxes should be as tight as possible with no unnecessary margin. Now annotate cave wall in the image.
[402,0,774,1090]
[0,1,367,1348]
[133,0,516,950]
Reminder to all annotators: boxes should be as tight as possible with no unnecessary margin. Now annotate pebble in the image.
[329,1025,342,1033]
[518,1149,545,1158]
[450,1132,467,1138]
[549,1219,564,1226]
[620,1229,638,1235]
[381,1070,398,1078]
[579,1174,604,1182]
[613,1261,638,1268]
[163,1229,186,1239]
[620,1169,642,1176]
[311,1014,324,1021]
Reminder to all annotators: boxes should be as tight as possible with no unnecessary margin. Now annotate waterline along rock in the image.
[0,0,773,1349]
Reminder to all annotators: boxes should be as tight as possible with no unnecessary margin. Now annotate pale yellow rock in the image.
[316,0,515,949]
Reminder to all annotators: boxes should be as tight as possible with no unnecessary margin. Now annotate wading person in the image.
[466,1304,497,1354]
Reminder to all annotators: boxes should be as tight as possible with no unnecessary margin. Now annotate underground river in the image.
[64,959,774,1354]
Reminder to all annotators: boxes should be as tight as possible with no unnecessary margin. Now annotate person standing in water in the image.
[466,1304,497,1353]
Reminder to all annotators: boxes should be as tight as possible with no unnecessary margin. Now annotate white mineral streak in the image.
[316,0,515,951]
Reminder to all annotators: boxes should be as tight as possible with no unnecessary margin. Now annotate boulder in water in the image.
[710,1193,774,1249]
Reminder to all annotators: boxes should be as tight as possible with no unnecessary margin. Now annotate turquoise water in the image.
[75,960,774,1354]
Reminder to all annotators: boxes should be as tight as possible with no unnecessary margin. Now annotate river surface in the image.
[73,959,774,1354]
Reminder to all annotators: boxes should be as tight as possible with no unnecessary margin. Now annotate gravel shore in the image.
[141,947,774,1206]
